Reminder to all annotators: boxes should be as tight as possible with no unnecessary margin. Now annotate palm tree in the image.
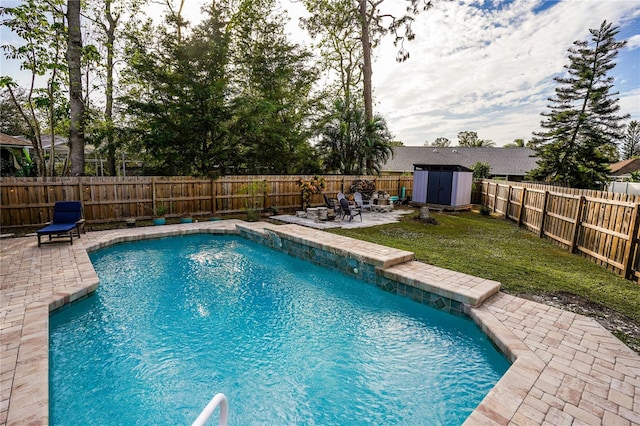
[362,116,393,174]
[318,101,393,175]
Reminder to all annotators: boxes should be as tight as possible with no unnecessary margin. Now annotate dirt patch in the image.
[513,290,640,354]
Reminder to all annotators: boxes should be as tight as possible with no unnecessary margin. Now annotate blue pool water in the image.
[50,235,509,425]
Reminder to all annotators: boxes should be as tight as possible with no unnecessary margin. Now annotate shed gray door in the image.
[426,171,453,205]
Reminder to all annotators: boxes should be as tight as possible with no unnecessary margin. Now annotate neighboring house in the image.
[382,147,539,181]
[13,134,71,155]
[608,158,640,181]
[0,133,32,176]
[12,134,111,176]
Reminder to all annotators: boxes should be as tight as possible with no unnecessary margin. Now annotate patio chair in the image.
[323,194,341,215]
[340,198,362,222]
[353,192,372,211]
[37,201,85,247]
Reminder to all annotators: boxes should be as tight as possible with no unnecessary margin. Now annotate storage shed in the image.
[412,164,472,208]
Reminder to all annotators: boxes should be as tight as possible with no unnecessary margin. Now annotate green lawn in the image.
[331,209,640,324]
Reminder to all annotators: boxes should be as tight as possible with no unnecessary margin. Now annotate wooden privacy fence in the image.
[0,175,413,229]
[480,180,640,282]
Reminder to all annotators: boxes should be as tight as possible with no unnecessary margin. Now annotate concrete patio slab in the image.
[271,208,414,229]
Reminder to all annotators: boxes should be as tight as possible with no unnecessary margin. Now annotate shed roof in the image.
[383,147,539,176]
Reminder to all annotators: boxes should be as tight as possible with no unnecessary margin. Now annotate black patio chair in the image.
[324,194,341,215]
[339,197,362,222]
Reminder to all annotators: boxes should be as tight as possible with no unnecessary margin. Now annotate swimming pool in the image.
[50,234,509,425]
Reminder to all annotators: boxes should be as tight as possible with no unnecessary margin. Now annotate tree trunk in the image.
[67,0,85,176]
[105,0,117,176]
[359,0,373,123]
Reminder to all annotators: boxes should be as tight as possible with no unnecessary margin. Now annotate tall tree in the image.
[99,0,120,175]
[303,0,433,123]
[301,0,362,114]
[528,20,629,189]
[83,0,146,176]
[457,131,494,147]
[121,2,232,175]
[1,0,67,176]
[428,137,450,147]
[620,121,640,160]
[356,0,433,122]
[229,0,320,174]
[0,87,30,136]
[67,0,85,176]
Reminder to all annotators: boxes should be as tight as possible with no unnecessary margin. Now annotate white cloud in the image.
[619,87,640,117]
[627,34,640,49]
[372,0,640,146]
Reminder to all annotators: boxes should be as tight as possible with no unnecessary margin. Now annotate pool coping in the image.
[1,221,639,425]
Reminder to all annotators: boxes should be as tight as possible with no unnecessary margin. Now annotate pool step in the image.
[239,224,499,308]
[267,224,415,269]
[379,261,501,307]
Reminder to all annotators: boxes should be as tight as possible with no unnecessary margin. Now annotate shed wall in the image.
[412,170,429,203]
[452,172,473,206]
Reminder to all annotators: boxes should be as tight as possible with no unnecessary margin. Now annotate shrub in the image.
[239,180,267,221]
[349,179,376,199]
[297,175,325,209]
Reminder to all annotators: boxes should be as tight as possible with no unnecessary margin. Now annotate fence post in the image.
[518,187,527,226]
[493,183,499,212]
[263,179,269,211]
[211,178,217,215]
[570,196,586,253]
[152,177,157,215]
[622,203,640,280]
[539,190,549,238]
[76,179,85,221]
[505,185,512,219]
[481,180,488,206]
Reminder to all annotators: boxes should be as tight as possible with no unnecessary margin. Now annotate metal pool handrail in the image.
[192,393,228,426]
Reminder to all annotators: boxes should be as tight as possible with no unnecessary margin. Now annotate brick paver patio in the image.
[1,221,638,425]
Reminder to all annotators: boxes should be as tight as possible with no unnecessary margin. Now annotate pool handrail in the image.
[192,393,228,426]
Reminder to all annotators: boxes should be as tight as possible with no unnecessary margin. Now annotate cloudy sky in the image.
[364,0,640,146]
[2,0,638,147]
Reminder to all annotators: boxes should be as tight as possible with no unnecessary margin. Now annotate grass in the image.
[331,209,640,324]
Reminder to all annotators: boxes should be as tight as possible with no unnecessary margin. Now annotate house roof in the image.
[12,134,69,149]
[6,134,97,155]
[609,158,640,176]
[383,146,539,176]
[0,133,31,148]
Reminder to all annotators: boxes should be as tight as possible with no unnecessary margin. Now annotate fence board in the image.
[0,175,414,228]
[480,179,640,282]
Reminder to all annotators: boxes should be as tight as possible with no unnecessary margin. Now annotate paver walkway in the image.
[1,221,639,425]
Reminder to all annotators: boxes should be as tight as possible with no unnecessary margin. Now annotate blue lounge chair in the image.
[37,201,85,247]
